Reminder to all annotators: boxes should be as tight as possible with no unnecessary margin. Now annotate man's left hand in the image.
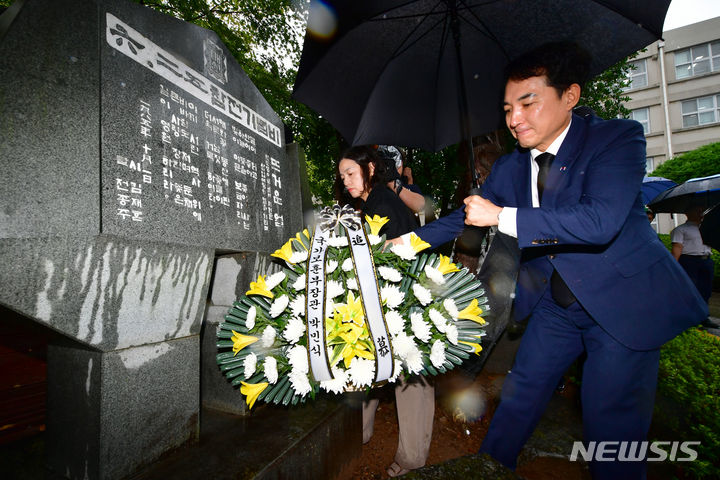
[464,195,502,227]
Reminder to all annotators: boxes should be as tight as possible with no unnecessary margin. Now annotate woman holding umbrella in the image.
[334,145,433,477]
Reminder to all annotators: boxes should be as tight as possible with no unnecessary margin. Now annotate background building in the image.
[623,16,720,233]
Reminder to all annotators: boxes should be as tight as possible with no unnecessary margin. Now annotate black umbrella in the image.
[648,174,720,213]
[294,0,671,186]
[642,176,677,205]
[700,203,720,251]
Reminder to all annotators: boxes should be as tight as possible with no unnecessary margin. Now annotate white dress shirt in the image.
[497,119,573,238]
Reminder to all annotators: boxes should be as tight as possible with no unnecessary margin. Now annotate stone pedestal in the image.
[47,338,199,480]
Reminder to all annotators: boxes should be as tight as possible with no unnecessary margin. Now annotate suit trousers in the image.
[479,287,660,480]
[363,375,434,470]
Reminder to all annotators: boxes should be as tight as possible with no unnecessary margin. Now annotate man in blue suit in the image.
[399,42,707,478]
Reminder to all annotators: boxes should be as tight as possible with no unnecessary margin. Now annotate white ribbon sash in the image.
[305,227,333,382]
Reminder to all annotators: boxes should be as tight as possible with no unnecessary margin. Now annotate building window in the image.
[646,157,654,174]
[631,107,650,134]
[674,41,720,79]
[625,59,648,90]
[681,94,720,128]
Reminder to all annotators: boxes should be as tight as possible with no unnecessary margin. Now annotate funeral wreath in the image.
[216,204,489,409]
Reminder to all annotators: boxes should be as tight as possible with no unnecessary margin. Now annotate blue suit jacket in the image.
[416,114,706,350]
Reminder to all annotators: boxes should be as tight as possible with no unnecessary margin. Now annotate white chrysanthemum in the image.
[244,352,257,378]
[430,340,446,368]
[384,310,405,336]
[326,298,336,313]
[429,308,448,333]
[328,235,348,247]
[326,280,344,299]
[261,326,276,347]
[287,345,309,373]
[424,265,445,285]
[264,356,278,384]
[346,277,358,290]
[443,298,459,319]
[265,271,286,290]
[283,317,306,344]
[289,370,312,396]
[410,311,431,343]
[446,324,459,345]
[392,332,415,359]
[245,306,257,331]
[381,285,405,309]
[405,345,424,374]
[320,367,348,394]
[289,294,306,318]
[269,294,289,318]
[378,266,403,283]
[368,234,383,245]
[390,243,417,261]
[388,359,403,383]
[292,273,306,291]
[412,283,432,306]
[326,259,338,273]
[341,257,354,272]
[290,250,309,264]
[348,357,375,388]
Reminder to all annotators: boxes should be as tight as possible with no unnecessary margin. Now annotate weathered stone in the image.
[47,336,199,480]
[404,453,521,479]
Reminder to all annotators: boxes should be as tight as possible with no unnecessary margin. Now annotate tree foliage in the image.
[580,57,633,120]
[651,142,720,183]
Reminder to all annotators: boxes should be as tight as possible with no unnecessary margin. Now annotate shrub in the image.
[651,142,720,183]
[654,328,720,479]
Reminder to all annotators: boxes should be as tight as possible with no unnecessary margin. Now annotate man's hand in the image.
[463,195,502,227]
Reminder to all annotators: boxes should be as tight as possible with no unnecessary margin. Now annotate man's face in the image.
[503,76,576,152]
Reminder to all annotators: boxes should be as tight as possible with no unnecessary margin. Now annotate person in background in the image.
[376,145,426,219]
[334,145,434,478]
[391,41,706,479]
[646,208,655,223]
[671,204,714,303]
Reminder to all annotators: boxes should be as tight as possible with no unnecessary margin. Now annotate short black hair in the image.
[505,41,591,97]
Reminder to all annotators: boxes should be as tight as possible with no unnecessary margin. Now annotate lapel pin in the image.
[560,166,567,172]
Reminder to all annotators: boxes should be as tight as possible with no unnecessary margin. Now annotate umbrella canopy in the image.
[648,174,720,213]
[293,0,671,152]
[700,203,720,251]
[642,176,677,205]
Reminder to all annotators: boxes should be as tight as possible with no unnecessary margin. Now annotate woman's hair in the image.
[333,145,388,207]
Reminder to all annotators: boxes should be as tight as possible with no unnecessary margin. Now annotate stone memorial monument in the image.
[0,0,341,478]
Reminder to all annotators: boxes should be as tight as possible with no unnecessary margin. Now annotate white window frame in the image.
[625,59,648,90]
[630,107,650,134]
[674,41,720,79]
[645,157,654,174]
[681,94,720,128]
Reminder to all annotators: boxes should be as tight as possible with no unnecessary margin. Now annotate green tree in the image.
[580,57,633,120]
[651,142,720,183]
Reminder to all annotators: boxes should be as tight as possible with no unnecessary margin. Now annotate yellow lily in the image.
[246,275,274,298]
[459,340,483,355]
[437,255,460,274]
[365,214,390,236]
[409,233,431,253]
[458,299,486,324]
[333,291,365,326]
[240,381,269,409]
[231,330,259,356]
[271,238,295,263]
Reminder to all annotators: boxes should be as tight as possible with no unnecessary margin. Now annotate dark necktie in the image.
[536,152,554,203]
[535,152,576,307]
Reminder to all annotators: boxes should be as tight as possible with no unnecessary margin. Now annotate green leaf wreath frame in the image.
[216,204,490,409]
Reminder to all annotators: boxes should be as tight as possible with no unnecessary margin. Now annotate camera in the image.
[376,145,402,182]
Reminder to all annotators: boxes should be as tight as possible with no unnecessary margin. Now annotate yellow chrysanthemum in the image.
[409,233,431,253]
[246,275,274,298]
[365,214,390,236]
[231,330,259,356]
[458,299,485,324]
[333,291,365,326]
[459,340,483,355]
[240,381,269,409]
[437,255,460,274]
[271,238,295,263]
